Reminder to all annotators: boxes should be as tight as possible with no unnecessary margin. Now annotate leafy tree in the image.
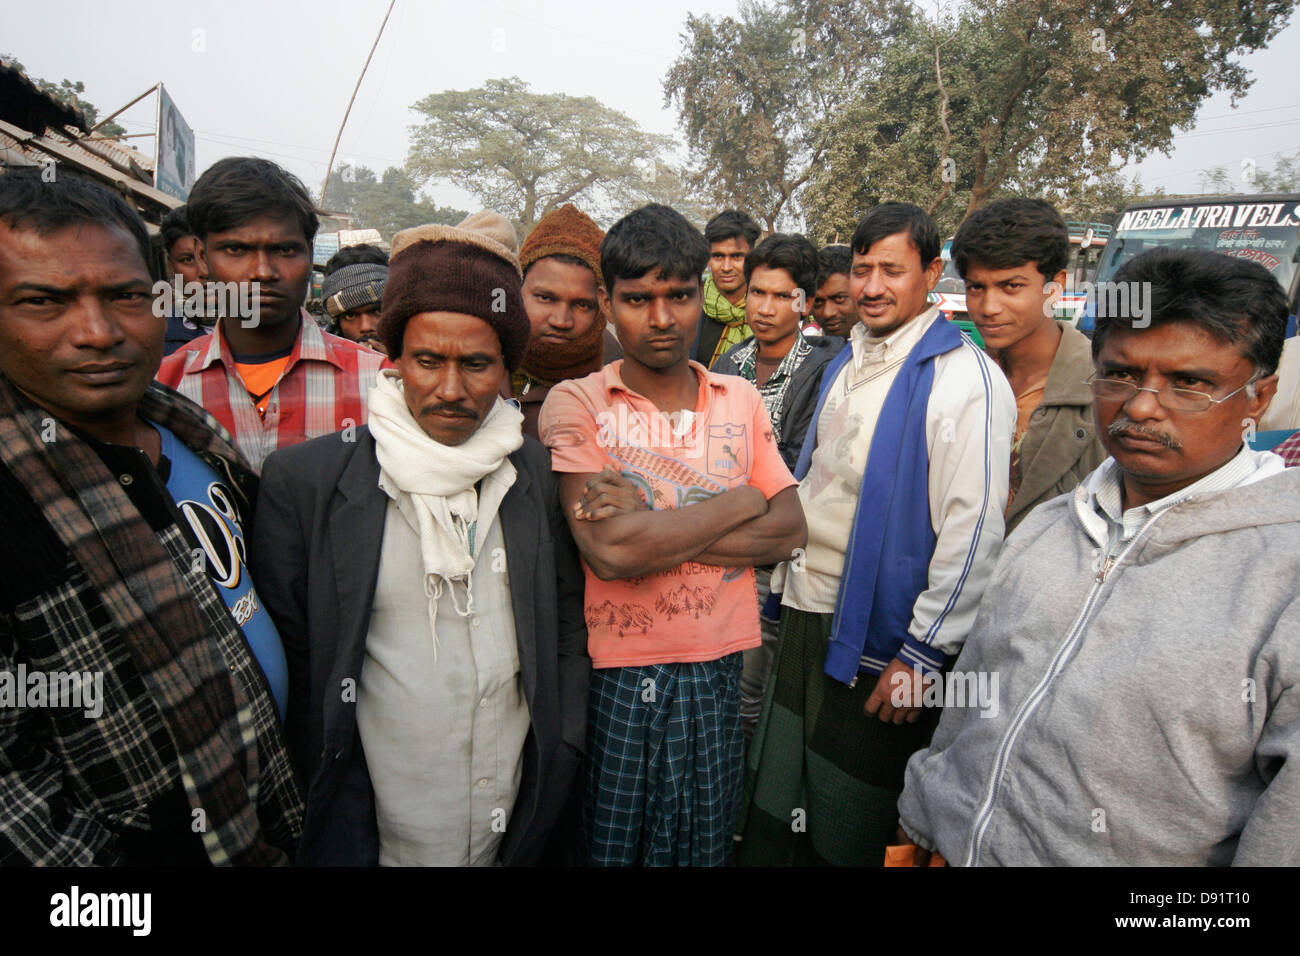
[1199,151,1300,194]
[664,0,917,232]
[1,56,126,137]
[406,76,687,232]
[322,164,465,241]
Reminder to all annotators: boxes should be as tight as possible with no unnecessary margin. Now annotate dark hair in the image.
[815,243,853,289]
[743,233,818,299]
[951,198,1068,281]
[160,205,195,255]
[1093,248,1287,379]
[600,203,710,294]
[704,209,761,249]
[323,242,388,275]
[0,167,152,275]
[186,156,319,243]
[522,252,591,278]
[850,202,940,267]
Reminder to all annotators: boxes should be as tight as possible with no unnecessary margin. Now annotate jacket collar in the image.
[1040,322,1096,408]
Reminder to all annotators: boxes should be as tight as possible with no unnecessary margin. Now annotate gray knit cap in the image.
[322,262,388,318]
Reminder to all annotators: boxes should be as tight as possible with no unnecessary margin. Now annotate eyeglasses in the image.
[1083,373,1254,413]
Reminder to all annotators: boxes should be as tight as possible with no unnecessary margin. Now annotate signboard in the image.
[313,232,341,269]
[154,84,195,201]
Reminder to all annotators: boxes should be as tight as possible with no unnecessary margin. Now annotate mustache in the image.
[420,402,479,420]
[1108,417,1182,450]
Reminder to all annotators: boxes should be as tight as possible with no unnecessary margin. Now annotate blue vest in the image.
[790,317,962,685]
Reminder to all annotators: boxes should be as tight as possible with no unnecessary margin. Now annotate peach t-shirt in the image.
[539,360,797,669]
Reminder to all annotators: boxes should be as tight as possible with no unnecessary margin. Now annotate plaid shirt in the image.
[157,312,389,472]
[1275,430,1300,467]
[0,377,303,865]
[729,333,815,445]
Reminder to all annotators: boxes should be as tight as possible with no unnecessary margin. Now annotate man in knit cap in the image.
[250,211,590,866]
[513,203,622,440]
[321,243,389,354]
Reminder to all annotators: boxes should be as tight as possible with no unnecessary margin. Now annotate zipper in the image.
[963,510,1167,866]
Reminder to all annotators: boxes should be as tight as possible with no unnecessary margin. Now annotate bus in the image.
[1079,193,1300,336]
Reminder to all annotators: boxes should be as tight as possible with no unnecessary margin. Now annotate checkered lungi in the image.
[735,607,941,866]
[582,652,745,866]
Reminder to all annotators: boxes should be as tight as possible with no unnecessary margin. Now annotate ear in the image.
[597,285,611,318]
[196,239,210,276]
[923,257,943,290]
[1245,373,1278,424]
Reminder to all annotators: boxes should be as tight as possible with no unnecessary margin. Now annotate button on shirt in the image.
[356,468,530,867]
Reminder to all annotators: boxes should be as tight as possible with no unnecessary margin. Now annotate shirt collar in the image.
[850,304,940,371]
[197,310,344,373]
[1084,443,1264,543]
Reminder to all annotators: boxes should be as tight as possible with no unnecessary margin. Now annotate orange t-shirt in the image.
[233,354,293,417]
[539,360,797,669]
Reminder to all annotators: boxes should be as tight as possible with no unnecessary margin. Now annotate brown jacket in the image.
[1005,322,1106,533]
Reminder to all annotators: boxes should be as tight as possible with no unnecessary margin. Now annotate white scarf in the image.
[367,371,523,642]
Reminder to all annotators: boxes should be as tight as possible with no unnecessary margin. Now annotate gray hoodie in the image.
[899,458,1300,866]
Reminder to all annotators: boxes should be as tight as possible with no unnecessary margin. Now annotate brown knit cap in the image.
[519,204,604,287]
[379,211,529,371]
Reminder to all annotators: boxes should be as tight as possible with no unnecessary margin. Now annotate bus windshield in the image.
[1095,197,1300,296]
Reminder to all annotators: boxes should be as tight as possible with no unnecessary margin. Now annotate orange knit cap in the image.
[519,204,605,287]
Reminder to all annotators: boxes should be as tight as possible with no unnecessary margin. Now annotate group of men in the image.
[1,153,1296,867]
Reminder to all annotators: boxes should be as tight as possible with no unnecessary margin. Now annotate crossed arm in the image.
[560,466,806,580]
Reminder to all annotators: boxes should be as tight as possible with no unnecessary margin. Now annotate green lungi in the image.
[736,607,942,866]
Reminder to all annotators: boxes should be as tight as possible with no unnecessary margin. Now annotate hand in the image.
[573,466,649,521]
[895,825,931,867]
[864,656,932,725]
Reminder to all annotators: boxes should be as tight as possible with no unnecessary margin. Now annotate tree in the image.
[664,0,917,232]
[1199,151,1300,194]
[406,77,687,232]
[322,165,465,241]
[802,0,1297,239]
[1,56,126,137]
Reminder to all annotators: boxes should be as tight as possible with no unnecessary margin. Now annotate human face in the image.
[393,311,505,446]
[0,222,160,431]
[848,231,942,337]
[198,212,310,331]
[812,272,856,338]
[165,235,206,287]
[708,237,750,296]
[522,257,601,347]
[1093,322,1276,508]
[337,305,385,353]
[599,270,701,373]
[964,262,1064,351]
[746,265,805,355]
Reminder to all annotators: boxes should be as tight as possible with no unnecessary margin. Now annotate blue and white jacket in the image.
[781,308,1016,684]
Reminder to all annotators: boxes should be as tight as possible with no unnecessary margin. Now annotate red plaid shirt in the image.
[1274,430,1300,467]
[157,311,390,472]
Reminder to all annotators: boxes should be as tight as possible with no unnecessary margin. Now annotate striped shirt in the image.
[156,312,389,472]
[1274,430,1300,467]
[1083,445,1282,551]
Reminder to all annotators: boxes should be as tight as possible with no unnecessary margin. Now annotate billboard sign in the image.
[154,84,195,201]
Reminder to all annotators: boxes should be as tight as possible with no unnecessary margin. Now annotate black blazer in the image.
[249,427,590,865]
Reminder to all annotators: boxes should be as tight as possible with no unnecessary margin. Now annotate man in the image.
[0,168,302,865]
[250,211,590,866]
[511,203,622,440]
[737,202,1015,866]
[538,203,806,866]
[809,243,857,342]
[952,198,1106,533]
[691,209,762,370]
[159,205,212,355]
[321,243,388,354]
[714,233,841,743]
[157,157,388,472]
[898,248,1299,866]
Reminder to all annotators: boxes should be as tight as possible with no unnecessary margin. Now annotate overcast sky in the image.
[6,0,1299,216]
